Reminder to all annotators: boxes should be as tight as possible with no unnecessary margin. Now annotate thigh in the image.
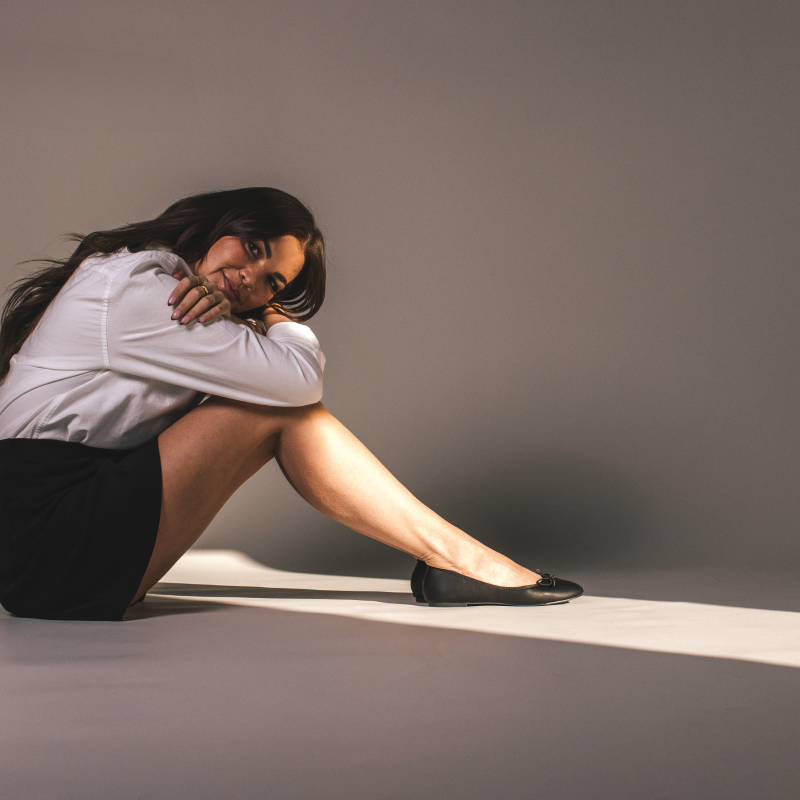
[133,397,322,600]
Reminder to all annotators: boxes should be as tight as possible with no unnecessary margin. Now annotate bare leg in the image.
[132,398,541,602]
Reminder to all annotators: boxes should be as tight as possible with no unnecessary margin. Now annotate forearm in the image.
[106,259,325,406]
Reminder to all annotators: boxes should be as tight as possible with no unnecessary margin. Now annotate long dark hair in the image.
[0,187,325,381]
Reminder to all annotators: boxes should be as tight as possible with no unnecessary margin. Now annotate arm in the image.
[105,252,324,406]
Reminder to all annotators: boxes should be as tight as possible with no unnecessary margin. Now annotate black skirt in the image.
[0,437,162,621]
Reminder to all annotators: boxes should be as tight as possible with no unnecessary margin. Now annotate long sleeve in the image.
[0,248,326,449]
[104,251,324,407]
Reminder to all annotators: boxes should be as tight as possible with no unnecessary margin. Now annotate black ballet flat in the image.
[421,565,583,607]
[410,559,427,603]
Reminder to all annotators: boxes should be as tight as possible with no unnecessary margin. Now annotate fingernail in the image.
[172,310,180,320]
[198,316,206,323]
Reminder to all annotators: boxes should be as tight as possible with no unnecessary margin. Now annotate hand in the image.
[261,305,293,331]
[168,270,231,325]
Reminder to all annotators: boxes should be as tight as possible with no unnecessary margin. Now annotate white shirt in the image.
[0,249,325,449]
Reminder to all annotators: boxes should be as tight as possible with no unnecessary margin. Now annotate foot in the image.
[422,564,583,606]
[427,547,543,588]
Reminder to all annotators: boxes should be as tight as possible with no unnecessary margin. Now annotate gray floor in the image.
[2,567,799,800]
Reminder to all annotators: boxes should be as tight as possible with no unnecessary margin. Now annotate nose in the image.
[239,266,256,293]
[239,265,273,301]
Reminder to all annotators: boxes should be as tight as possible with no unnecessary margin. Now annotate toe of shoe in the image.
[523,578,583,604]
[552,578,583,601]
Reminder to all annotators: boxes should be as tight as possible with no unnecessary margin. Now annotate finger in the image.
[173,285,216,322]
[170,280,210,317]
[198,295,231,323]
[178,287,226,324]
[168,275,203,307]
[168,274,194,305]
[179,295,218,324]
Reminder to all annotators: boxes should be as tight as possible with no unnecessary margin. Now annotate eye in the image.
[246,240,261,259]
[267,275,279,292]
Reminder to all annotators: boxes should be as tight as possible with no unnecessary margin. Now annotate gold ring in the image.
[198,284,210,297]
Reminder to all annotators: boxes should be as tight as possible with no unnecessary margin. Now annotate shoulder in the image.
[75,250,192,305]
[80,249,191,283]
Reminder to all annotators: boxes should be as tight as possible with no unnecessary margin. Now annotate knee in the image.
[252,400,334,437]
[206,396,326,421]
[282,401,330,426]
[273,401,338,442]
[265,402,333,458]
[295,400,327,417]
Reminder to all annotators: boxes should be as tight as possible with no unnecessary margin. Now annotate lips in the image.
[222,273,241,303]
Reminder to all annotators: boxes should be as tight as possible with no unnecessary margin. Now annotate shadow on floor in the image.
[150,582,418,605]
[151,568,800,613]
[123,593,235,620]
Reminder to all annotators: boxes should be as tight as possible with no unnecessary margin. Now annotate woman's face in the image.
[192,235,305,314]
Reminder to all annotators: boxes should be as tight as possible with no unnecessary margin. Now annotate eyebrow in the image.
[273,272,288,287]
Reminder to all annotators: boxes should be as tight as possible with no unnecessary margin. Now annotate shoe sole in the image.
[427,598,575,607]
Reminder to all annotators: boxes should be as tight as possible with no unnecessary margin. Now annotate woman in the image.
[0,187,582,621]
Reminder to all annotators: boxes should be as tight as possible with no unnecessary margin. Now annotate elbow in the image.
[283,361,324,407]
[296,374,324,406]
[262,344,325,407]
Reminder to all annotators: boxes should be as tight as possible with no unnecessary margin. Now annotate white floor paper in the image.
[155,549,800,669]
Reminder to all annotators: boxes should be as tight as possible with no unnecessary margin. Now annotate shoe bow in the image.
[534,570,556,586]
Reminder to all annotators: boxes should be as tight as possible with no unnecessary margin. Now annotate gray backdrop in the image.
[1,1,797,577]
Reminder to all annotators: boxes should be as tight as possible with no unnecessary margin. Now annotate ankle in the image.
[418,534,486,575]
[428,547,542,588]
[425,543,498,581]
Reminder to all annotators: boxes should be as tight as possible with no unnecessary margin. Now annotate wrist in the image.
[261,310,292,330]
[238,317,265,335]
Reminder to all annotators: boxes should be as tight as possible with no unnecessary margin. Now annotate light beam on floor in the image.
[146,550,800,669]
